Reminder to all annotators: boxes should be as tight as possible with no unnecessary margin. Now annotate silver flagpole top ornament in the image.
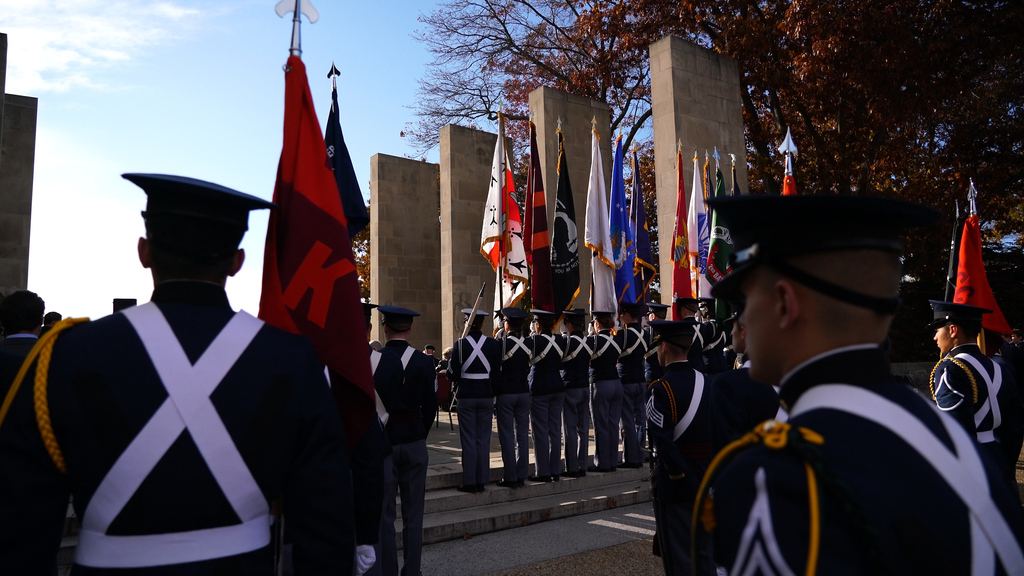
[729,153,736,167]
[713,147,721,168]
[276,0,319,57]
[778,127,798,176]
[328,62,340,90]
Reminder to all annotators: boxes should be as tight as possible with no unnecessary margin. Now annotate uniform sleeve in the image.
[287,358,356,574]
[0,364,70,573]
[349,418,386,545]
[446,340,462,383]
[420,359,438,436]
[933,361,975,434]
[646,381,691,479]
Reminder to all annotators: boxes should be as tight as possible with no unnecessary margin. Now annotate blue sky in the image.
[2,0,434,320]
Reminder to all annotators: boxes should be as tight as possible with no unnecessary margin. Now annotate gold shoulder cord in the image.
[929,358,979,404]
[0,317,90,474]
[692,420,824,576]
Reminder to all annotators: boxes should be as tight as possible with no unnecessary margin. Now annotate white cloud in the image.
[1,0,204,94]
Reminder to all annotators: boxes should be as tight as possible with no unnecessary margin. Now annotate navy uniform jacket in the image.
[588,330,622,383]
[526,331,565,396]
[642,326,663,383]
[0,281,355,575]
[934,343,1024,480]
[446,331,501,399]
[381,340,437,445]
[616,322,648,384]
[496,334,530,395]
[646,361,711,504]
[560,330,591,389]
[705,346,1024,575]
[708,366,781,455]
[689,321,730,375]
[0,335,38,357]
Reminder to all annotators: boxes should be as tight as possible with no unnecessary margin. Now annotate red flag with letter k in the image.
[260,55,375,449]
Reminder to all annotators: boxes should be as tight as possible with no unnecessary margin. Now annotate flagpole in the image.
[944,198,961,301]
[497,110,506,310]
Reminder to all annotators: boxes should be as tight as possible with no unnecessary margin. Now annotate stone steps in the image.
[397,462,652,548]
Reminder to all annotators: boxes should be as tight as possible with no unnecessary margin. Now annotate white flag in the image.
[687,153,712,298]
[584,130,616,315]
[480,118,527,309]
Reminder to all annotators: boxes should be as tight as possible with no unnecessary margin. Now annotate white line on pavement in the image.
[588,519,656,536]
[625,513,656,522]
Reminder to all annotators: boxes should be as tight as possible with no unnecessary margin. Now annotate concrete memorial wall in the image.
[0,32,37,299]
[369,153,442,351]
[649,36,747,305]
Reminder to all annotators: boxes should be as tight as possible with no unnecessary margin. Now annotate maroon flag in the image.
[260,55,375,449]
[523,121,554,311]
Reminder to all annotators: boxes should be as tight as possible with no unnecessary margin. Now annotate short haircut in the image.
[148,239,238,282]
[43,311,63,325]
[1,290,45,334]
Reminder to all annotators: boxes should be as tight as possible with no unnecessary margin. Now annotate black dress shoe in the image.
[475,484,486,492]
[496,480,518,488]
[552,474,561,481]
[587,466,614,473]
[516,479,525,487]
[619,462,643,469]
[527,475,552,482]
[456,485,476,493]
[562,470,586,478]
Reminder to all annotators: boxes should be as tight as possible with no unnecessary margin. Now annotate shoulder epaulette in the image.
[930,357,979,404]
[0,317,90,473]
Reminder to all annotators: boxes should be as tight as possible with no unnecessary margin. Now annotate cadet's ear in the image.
[228,249,245,277]
[138,237,152,269]
[774,278,801,330]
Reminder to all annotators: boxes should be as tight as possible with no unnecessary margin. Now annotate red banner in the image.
[260,56,375,449]
[524,122,554,311]
[954,214,1012,337]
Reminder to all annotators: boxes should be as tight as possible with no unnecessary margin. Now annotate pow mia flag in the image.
[551,129,580,322]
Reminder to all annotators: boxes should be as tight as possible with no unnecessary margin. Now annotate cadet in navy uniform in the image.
[526,309,565,481]
[377,306,437,576]
[447,309,501,493]
[693,299,731,375]
[646,319,712,575]
[930,300,1024,492]
[560,309,592,478]
[494,308,531,487]
[363,303,402,576]
[708,307,782,455]
[0,174,355,574]
[643,303,670,385]
[694,194,1024,575]
[588,311,623,472]
[616,302,647,468]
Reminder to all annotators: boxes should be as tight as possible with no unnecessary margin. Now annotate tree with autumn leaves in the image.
[409,0,1024,361]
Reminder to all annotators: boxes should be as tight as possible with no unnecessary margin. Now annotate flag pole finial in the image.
[777,127,798,157]
[592,116,597,132]
[557,116,562,131]
[713,147,721,168]
[328,62,340,90]
[276,0,319,56]
[677,140,682,154]
[729,153,736,167]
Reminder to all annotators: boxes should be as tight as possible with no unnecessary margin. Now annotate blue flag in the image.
[631,150,656,308]
[325,82,370,238]
[609,136,636,305]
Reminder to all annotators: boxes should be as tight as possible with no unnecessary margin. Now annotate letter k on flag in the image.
[260,55,375,449]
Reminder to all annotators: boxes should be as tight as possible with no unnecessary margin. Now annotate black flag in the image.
[551,130,581,320]
[325,80,370,238]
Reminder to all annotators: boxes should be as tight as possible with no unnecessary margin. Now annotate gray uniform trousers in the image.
[457,397,494,486]
[620,381,645,465]
[378,440,428,576]
[562,387,591,474]
[591,379,623,469]
[530,392,565,476]
[495,392,531,482]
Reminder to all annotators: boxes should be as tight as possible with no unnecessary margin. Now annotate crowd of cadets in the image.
[5,176,1024,575]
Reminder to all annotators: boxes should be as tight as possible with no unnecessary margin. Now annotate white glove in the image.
[354,544,376,576]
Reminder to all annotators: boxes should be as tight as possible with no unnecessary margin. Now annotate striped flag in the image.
[524,121,554,311]
[687,152,712,298]
[481,115,528,308]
